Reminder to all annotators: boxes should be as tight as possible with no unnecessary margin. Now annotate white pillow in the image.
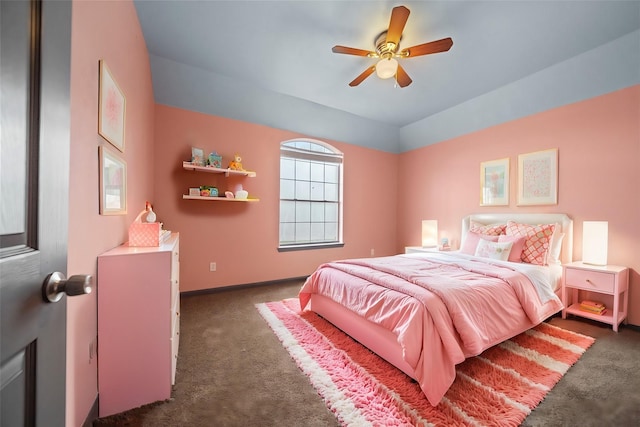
[547,231,565,264]
[475,239,514,261]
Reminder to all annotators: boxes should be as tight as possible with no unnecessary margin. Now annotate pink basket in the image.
[128,211,161,247]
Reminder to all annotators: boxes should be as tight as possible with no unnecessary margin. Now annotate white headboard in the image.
[461,213,573,264]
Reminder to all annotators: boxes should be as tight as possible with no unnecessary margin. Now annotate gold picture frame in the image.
[98,60,126,152]
[480,157,509,206]
[99,145,127,215]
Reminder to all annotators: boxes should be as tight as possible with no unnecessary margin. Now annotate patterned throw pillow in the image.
[505,221,556,265]
[475,239,514,261]
[469,220,506,236]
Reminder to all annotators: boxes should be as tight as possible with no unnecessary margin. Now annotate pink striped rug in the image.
[256,298,595,427]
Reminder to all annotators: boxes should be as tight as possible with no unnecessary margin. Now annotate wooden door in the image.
[0,0,72,425]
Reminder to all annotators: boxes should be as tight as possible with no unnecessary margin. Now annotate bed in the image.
[299,213,573,406]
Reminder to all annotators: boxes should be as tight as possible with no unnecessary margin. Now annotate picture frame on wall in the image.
[98,60,126,152]
[99,145,127,215]
[517,148,558,206]
[480,157,509,206]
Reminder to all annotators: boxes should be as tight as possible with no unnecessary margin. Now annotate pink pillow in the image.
[498,235,527,263]
[469,220,506,236]
[461,231,499,255]
[505,221,556,265]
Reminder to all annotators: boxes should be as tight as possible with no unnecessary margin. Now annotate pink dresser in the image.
[97,233,180,417]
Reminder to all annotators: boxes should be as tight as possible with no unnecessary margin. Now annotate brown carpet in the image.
[94,279,640,426]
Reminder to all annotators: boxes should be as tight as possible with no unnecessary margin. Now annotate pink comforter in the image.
[299,254,563,406]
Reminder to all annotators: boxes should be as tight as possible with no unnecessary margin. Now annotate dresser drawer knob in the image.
[585,279,595,286]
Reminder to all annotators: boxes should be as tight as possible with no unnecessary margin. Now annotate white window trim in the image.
[278,138,344,250]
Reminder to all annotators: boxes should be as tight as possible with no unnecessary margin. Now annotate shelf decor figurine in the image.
[228,154,244,171]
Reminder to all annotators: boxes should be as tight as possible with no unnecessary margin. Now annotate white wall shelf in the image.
[182,161,256,177]
[182,195,259,202]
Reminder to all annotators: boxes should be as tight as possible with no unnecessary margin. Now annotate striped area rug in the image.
[256,298,595,427]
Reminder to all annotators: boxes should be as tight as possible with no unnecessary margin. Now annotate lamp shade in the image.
[421,220,438,248]
[582,221,608,265]
[376,58,398,79]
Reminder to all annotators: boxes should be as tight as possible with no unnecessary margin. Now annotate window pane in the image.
[295,201,310,222]
[310,183,323,201]
[325,203,337,221]
[295,180,310,200]
[310,202,324,222]
[295,160,310,180]
[325,222,337,241]
[280,223,295,243]
[310,223,324,241]
[280,200,296,222]
[325,164,339,183]
[325,183,338,202]
[295,141,311,151]
[280,158,295,179]
[310,162,324,181]
[280,179,294,199]
[295,223,310,242]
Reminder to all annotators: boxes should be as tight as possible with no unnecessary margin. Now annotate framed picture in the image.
[480,157,509,206]
[99,145,127,215]
[191,147,205,166]
[517,148,558,206]
[98,60,126,152]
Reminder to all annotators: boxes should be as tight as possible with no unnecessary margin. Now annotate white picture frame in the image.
[480,157,509,206]
[517,148,558,206]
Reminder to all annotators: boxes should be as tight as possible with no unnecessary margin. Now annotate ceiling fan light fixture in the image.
[376,57,398,79]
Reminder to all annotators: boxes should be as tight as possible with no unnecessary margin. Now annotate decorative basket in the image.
[128,210,161,247]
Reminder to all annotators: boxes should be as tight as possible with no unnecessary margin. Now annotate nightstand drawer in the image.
[565,268,615,293]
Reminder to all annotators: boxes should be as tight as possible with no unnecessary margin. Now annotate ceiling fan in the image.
[332,5,453,88]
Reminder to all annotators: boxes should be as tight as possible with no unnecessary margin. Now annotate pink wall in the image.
[67,1,155,425]
[63,2,639,424]
[153,105,399,292]
[397,85,640,324]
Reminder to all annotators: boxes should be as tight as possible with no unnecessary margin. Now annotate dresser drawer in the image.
[565,268,615,293]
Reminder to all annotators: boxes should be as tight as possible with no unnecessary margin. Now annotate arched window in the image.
[279,139,344,250]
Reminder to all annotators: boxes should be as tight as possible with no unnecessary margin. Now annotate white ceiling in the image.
[134,1,640,149]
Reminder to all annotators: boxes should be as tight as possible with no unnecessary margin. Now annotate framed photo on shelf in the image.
[98,60,126,152]
[99,145,127,215]
[191,147,205,166]
[480,157,509,206]
[517,148,558,206]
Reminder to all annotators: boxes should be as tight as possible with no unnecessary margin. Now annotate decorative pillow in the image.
[469,220,506,236]
[460,231,499,255]
[547,231,565,265]
[475,239,513,261]
[505,221,556,265]
[498,234,527,263]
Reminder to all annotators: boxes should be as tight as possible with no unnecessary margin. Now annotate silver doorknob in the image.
[42,272,93,303]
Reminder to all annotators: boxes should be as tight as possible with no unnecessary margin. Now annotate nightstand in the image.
[561,261,629,331]
[405,246,440,254]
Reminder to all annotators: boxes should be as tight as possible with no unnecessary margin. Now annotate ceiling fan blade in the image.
[400,37,453,57]
[332,45,374,56]
[396,64,412,88]
[386,6,410,46]
[349,66,376,87]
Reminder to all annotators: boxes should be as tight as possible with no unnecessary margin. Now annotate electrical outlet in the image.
[370,248,375,256]
[209,262,217,272]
